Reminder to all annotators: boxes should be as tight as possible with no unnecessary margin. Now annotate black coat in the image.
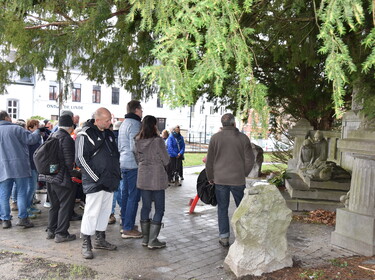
[39,128,75,188]
[75,120,121,194]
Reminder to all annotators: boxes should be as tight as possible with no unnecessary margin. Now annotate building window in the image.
[72,83,81,102]
[190,105,195,118]
[7,99,19,119]
[200,105,204,114]
[112,87,119,105]
[92,85,101,103]
[156,117,166,132]
[209,106,215,115]
[220,106,225,115]
[157,95,163,108]
[49,83,58,100]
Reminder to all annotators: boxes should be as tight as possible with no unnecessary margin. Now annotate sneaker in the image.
[108,213,116,225]
[27,212,37,219]
[2,220,12,229]
[79,201,85,210]
[29,207,41,214]
[16,218,34,228]
[121,229,143,239]
[33,198,41,204]
[43,202,51,208]
[11,202,18,211]
[120,225,138,234]
[36,187,47,194]
[54,234,76,243]
[46,229,55,240]
[219,238,230,247]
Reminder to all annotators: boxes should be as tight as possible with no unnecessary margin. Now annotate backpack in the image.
[196,168,217,206]
[33,134,61,175]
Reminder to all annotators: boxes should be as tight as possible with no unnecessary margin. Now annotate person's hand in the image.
[177,153,181,158]
[209,180,214,185]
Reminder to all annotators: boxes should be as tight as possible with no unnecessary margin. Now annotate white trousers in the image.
[81,190,113,236]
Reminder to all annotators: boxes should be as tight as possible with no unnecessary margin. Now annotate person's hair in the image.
[137,115,158,139]
[221,113,235,127]
[161,129,169,138]
[26,119,40,130]
[16,120,26,128]
[127,100,141,114]
[0,110,9,120]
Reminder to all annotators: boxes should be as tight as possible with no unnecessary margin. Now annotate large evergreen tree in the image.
[0,0,373,125]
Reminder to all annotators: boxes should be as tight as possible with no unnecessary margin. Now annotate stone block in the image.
[224,184,293,277]
[296,200,343,212]
[287,188,347,202]
[331,208,375,256]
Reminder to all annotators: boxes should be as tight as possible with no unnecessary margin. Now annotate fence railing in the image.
[185,134,209,152]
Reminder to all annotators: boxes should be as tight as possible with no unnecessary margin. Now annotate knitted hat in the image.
[59,115,73,127]
[61,110,74,117]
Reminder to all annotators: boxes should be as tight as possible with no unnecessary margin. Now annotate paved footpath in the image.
[0,166,355,279]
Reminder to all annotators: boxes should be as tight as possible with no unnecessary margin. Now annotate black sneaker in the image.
[219,238,230,247]
[2,220,11,229]
[54,234,76,243]
[16,218,34,228]
[46,229,55,240]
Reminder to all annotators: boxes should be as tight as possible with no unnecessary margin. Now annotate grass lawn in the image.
[184,152,288,174]
[184,152,206,167]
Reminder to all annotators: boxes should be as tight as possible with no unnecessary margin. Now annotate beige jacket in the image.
[206,126,254,186]
[135,136,170,190]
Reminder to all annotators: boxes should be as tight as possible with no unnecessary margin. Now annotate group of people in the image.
[0,102,254,258]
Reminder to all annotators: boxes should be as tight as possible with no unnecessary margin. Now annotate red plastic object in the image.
[189,194,200,214]
[71,177,82,184]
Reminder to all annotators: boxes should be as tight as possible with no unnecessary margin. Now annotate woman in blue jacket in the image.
[166,125,185,184]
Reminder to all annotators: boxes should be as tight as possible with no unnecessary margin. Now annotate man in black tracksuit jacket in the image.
[75,107,121,259]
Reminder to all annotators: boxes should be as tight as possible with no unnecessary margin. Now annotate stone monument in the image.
[284,120,351,211]
[224,184,293,277]
[248,143,264,178]
[331,112,375,256]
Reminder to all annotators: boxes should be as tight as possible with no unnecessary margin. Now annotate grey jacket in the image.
[118,116,141,170]
[135,136,170,191]
[206,126,254,186]
[0,120,41,181]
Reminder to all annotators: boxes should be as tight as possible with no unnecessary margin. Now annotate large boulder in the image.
[224,184,293,277]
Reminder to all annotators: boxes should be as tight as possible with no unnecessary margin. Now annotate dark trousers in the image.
[46,181,76,236]
[140,189,165,223]
[168,157,183,181]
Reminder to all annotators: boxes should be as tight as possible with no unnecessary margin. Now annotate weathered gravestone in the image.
[224,184,292,277]
[248,143,264,178]
[331,112,375,256]
[284,119,351,211]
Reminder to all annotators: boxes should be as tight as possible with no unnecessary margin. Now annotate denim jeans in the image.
[120,168,141,230]
[111,180,123,214]
[0,177,30,220]
[11,183,17,202]
[140,189,165,223]
[26,170,38,209]
[215,184,245,238]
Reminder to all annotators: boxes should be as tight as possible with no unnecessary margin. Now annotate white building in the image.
[1,66,231,143]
